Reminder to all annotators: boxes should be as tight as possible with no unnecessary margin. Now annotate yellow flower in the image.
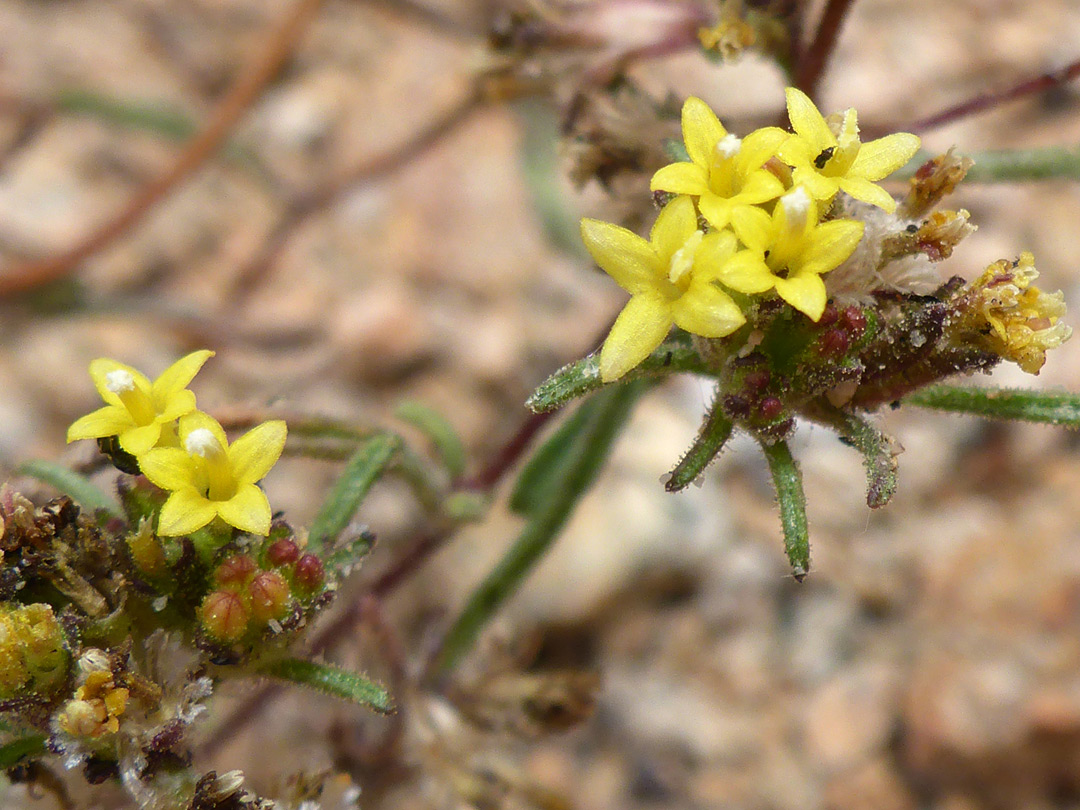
[957,252,1072,374]
[57,669,129,738]
[138,411,286,536]
[67,351,215,456]
[650,97,787,230]
[778,87,920,213]
[724,187,865,320]
[581,196,746,382]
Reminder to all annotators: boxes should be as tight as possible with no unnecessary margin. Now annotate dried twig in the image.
[792,0,859,101]
[0,0,325,299]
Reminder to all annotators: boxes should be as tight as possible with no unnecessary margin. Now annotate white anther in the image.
[184,428,221,458]
[104,370,136,395]
[668,230,704,285]
[781,187,811,218]
[715,133,742,160]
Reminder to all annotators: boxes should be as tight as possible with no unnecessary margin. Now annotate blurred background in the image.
[4,0,1080,807]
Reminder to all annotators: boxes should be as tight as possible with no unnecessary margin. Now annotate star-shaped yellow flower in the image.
[650,97,787,230]
[138,411,286,536]
[67,351,214,455]
[582,195,746,382]
[778,87,920,213]
[724,187,864,320]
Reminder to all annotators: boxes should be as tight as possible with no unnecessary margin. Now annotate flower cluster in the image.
[582,88,920,382]
[0,602,67,699]
[68,352,286,537]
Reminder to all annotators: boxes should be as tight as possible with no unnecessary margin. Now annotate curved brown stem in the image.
[0,0,325,299]
[793,0,859,101]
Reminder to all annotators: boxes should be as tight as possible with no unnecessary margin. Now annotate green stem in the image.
[665,389,733,492]
[435,382,647,673]
[760,440,810,580]
[903,384,1080,426]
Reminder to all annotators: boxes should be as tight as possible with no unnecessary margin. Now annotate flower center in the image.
[767,188,813,274]
[105,370,156,425]
[185,429,236,501]
[668,229,704,289]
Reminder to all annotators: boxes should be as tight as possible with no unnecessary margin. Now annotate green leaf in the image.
[18,460,121,517]
[436,381,648,673]
[259,658,393,713]
[665,388,733,492]
[903,384,1080,426]
[526,339,710,413]
[509,396,601,517]
[760,440,810,581]
[894,145,1080,183]
[0,734,46,768]
[663,137,690,163]
[807,406,898,508]
[394,400,467,479]
[515,98,586,257]
[323,529,376,580]
[308,434,401,552]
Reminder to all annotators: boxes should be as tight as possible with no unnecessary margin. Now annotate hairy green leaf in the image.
[394,400,466,479]
[259,658,392,713]
[18,460,121,517]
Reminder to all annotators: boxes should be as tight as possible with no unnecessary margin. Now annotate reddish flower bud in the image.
[744,369,771,393]
[841,306,867,336]
[266,538,300,567]
[249,571,290,621]
[200,591,250,642]
[759,396,784,421]
[294,554,325,592]
[817,304,839,328]
[214,554,257,587]
[818,328,851,358]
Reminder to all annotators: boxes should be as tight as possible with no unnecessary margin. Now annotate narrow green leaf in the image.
[0,734,46,768]
[509,396,602,517]
[437,381,647,673]
[515,98,585,257]
[323,529,376,580]
[259,658,392,713]
[808,406,898,508]
[308,434,401,552]
[394,400,466,479]
[526,340,710,413]
[663,137,690,163]
[760,440,810,581]
[18,460,120,517]
[895,145,1080,183]
[665,388,733,492]
[903,384,1080,426]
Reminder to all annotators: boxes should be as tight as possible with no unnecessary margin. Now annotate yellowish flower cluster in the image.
[68,352,286,537]
[959,253,1072,374]
[582,88,920,382]
[57,668,129,739]
[0,602,67,699]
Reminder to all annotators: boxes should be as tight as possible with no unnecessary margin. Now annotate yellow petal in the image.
[599,294,673,382]
[791,168,839,201]
[736,170,784,205]
[215,483,272,535]
[717,251,777,294]
[67,405,133,443]
[777,133,815,168]
[785,88,835,153]
[672,280,746,338]
[694,229,738,281]
[649,196,699,261]
[698,194,734,230]
[151,350,214,401]
[730,206,774,251]
[580,218,657,294]
[118,423,163,456]
[227,420,287,484]
[681,97,727,168]
[178,411,229,450]
[139,447,198,492]
[801,219,865,276]
[736,127,788,174]
[837,176,897,212]
[650,162,709,195]
[849,132,921,181]
[157,489,217,536]
[157,389,196,423]
[774,273,828,320]
[89,358,152,408]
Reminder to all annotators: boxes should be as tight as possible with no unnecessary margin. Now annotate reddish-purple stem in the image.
[793,0,859,101]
